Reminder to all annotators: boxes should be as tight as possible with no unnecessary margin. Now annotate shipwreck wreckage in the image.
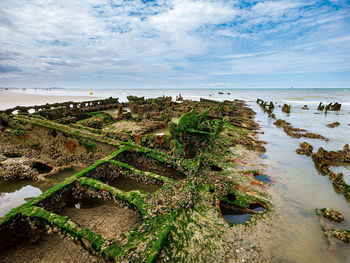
[0,96,273,262]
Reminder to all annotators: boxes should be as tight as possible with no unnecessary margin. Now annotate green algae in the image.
[78,139,97,153]
[77,177,149,218]
[109,159,173,183]
[1,99,272,262]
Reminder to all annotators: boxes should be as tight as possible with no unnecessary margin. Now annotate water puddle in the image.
[248,203,265,212]
[260,154,268,159]
[210,165,222,172]
[0,168,78,216]
[222,208,253,224]
[219,201,264,224]
[253,174,272,184]
[107,175,160,193]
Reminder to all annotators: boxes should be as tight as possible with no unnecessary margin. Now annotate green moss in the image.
[78,112,114,129]
[113,145,191,174]
[1,99,273,261]
[146,211,178,263]
[109,159,172,183]
[78,139,97,153]
[224,122,248,137]
[77,177,149,218]
[14,115,123,148]
[21,206,113,255]
[15,127,25,137]
[177,110,200,132]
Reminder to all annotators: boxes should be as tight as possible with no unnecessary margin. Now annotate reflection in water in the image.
[222,210,253,224]
[250,101,350,263]
[220,202,265,224]
[0,168,78,216]
[254,174,272,183]
[0,185,42,216]
[248,203,265,212]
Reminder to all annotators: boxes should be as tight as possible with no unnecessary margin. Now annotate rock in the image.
[317,102,341,112]
[319,208,344,223]
[317,102,324,111]
[176,94,184,101]
[331,102,341,111]
[325,103,332,113]
[0,113,10,127]
[296,142,313,156]
[331,173,345,192]
[282,104,291,113]
[326,229,350,243]
[313,145,350,163]
[273,119,287,127]
[274,119,326,140]
[326,122,340,128]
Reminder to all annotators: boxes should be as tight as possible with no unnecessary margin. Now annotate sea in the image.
[1,88,350,262]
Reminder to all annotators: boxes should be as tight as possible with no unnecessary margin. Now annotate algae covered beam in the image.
[77,177,150,218]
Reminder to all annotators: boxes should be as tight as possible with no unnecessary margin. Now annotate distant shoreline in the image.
[0,90,102,111]
[1,87,348,91]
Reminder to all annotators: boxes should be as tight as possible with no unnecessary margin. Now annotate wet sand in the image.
[0,90,101,110]
[0,234,106,263]
[61,200,142,239]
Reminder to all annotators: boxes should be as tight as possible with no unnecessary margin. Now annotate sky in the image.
[0,0,350,89]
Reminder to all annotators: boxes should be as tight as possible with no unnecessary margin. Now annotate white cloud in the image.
[0,0,349,87]
[252,1,305,15]
[148,0,236,32]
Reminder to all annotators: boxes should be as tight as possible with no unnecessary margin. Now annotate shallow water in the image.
[253,174,272,184]
[249,101,350,263]
[222,209,253,224]
[221,203,265,224]
[0,168,78,216]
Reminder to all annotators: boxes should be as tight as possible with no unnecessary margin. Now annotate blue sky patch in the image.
[0,0,349,89]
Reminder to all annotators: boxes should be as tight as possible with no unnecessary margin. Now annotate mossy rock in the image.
[317,208,344,223]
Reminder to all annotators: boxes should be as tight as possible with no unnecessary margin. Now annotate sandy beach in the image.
[0,90,102,111]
